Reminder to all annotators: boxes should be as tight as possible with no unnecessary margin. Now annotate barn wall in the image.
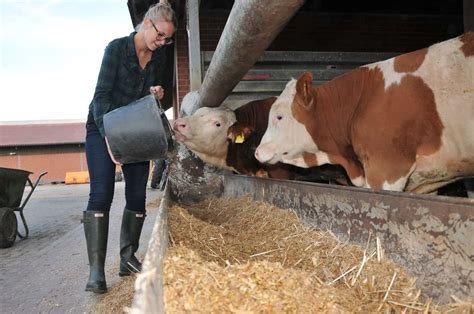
[0,146,87,182]
[0,145,140,183]
[175,9,463,104]
[20,152,86,182]
[269,13,463,52]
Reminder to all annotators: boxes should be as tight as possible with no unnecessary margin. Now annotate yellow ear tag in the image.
[235,133,245,144]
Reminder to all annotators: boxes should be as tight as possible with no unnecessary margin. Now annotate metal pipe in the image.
[180,0,306,115]
[187,0,202,91]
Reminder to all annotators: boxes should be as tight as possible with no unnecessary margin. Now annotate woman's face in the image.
[145,19,175,51]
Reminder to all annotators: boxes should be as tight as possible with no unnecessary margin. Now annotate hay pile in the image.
[94,275,136,313]
[165,196,473,313]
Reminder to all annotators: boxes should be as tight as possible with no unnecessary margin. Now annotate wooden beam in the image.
[202,51,400,65]
[232,80,327,93]
[465,0,474,32]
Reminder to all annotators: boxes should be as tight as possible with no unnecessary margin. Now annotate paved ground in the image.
[0,182,161,313]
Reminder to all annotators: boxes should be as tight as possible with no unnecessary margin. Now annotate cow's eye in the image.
[215,122,221,127]
[276,115,283,121]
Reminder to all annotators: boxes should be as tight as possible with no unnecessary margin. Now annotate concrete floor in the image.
[0,182,161,313]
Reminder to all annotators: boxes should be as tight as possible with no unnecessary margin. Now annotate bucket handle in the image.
[155,98,175,152]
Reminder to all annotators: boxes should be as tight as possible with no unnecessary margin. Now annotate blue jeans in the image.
[85,113,149,213]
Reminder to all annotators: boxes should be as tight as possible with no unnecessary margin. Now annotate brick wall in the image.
[0,147,87,182]
[176,25,190,106]
[199,13,228,51]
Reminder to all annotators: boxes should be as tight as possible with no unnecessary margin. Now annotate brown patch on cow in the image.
[394,48,428,73]
[234,97,276,131]
[354,69,443,189]
[255,169,268,177]
[460,31,474,57]
[266,164,297,179]
[292,70,367,183]
[303,152,318,167]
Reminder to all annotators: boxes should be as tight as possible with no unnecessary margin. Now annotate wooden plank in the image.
[240,69,349,81]
[232,81,287,92]
[225,92,280,100]
[232,80,327,93]
[203,51,400,64]
[209,63,358,70]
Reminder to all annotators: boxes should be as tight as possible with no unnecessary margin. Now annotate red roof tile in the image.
[0,120,86,147]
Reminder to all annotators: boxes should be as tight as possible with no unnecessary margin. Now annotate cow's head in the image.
[255,72,319,168]
[173,106,237,162]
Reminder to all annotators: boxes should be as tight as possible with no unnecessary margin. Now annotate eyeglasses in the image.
[150,20,173,45]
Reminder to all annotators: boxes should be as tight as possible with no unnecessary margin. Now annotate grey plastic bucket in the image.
[103,95,174,164]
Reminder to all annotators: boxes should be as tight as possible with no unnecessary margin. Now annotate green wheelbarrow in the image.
[0,167,48,248]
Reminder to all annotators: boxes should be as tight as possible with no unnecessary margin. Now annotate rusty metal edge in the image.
[222,174,474,302]
[130,183,170,314]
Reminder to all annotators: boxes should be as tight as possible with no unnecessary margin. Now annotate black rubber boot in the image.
[119,208,146,277]
[83,211,109,293]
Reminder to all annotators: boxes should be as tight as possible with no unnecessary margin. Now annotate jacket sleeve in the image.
[90,41,120,137]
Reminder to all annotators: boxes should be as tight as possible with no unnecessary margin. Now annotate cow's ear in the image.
[227,123,254,143]
[295,72,314,109]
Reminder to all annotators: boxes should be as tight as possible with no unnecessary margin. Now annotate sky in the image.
[0,0,135,122]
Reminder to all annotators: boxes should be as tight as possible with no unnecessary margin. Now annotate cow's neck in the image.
[310,69,366,155]
[234,97,275,134]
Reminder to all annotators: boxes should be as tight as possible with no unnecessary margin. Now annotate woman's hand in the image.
[150,85,164,100]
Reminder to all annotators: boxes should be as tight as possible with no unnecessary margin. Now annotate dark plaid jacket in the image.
[89,32,167,137]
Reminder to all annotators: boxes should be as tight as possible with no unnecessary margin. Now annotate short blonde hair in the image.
[136,1,177,32]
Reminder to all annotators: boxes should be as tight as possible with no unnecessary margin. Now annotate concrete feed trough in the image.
[130,174,473,312]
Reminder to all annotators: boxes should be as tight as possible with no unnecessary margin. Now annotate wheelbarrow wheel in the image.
[0,207,18,248]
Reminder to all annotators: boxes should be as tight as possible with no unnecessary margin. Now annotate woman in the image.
[83,2,177,293]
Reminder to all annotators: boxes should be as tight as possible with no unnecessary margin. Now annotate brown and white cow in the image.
[173,97,349,183]
[255,32,474,193]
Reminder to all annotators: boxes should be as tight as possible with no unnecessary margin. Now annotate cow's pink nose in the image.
[255,148,266,162]
[173,120,186,131]
[255,150,261,160]
[255,147,274,163]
